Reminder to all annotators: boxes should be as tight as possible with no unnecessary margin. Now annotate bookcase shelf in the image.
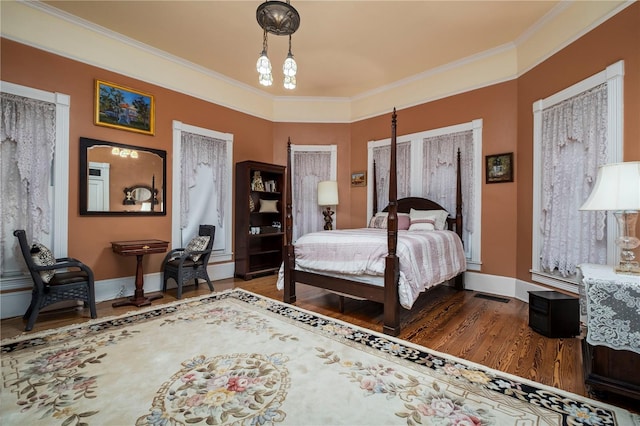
[234,161,285,280]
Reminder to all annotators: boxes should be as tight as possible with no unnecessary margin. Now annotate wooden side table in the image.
[579,263,640,401]
[111,239,169,308]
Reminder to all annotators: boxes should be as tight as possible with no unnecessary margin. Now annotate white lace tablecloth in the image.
[579,264,640,355]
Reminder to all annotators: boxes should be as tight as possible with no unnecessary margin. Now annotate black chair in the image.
[161,225,215,299]
[13,229,97,331]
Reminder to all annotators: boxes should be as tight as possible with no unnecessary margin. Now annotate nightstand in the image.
[579,264,640,400]
[528,291,579,338]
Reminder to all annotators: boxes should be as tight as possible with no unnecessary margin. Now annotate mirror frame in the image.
[79,137,167,216]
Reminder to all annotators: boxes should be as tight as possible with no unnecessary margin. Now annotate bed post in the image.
[372,160,378,216]
[384,109,400,336]
[455,148,463,239]
[283,139,296,303]
[454,147,464,290]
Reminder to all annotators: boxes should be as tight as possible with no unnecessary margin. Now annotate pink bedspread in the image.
[277,228,466,309]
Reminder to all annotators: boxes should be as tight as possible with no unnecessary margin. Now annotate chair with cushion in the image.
[161,225,215,299]
[13,229,97,331]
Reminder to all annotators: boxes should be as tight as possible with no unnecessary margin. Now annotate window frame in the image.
[531,60,624,292]
[367,119,483,270]
[290,144,338,238]
[0,81,70,291]
[171,120,233,263]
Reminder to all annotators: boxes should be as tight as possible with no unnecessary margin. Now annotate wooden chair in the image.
[13,229,97,331]
[161,225,215,299]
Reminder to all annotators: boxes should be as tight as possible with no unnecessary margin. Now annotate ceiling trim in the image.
[2,0,632,123]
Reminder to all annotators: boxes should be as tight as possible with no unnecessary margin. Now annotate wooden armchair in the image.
[13,229,97,331]
[161,225,216,299]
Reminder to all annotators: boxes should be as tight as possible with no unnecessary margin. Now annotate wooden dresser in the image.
[578,264,640,401]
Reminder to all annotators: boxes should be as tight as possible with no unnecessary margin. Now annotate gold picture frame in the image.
[351,171,366,187]
[95,80,155,135]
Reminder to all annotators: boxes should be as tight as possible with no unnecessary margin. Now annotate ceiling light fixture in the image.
[256,0,300,90]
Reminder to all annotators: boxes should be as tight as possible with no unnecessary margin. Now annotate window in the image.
[0,81,70,291]
[531,61,624,292]
[290,144,337,241]
[367,119,483,269]
[171,121,233,262]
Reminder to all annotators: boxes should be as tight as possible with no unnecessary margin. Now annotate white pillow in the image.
[185,236,210,261]
[409,209,449,231]
[30,243,55,283]
[259,199,279,213]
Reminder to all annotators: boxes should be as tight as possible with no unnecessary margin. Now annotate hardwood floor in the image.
[2,275,637,413]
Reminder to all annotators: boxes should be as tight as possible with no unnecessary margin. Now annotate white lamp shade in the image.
[318,181,339,206]
[580,161,640,211]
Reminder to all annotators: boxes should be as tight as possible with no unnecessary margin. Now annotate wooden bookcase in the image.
[234,161,285,280]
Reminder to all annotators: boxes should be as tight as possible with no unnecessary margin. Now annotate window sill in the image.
[530,269,579,294]
[0,274,31,292]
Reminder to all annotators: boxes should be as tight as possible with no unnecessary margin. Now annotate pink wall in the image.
[1,3,638,286]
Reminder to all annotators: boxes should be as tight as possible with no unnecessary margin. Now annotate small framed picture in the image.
[351,171,366,187]
[95,80,155,135]
[486,153,514,184]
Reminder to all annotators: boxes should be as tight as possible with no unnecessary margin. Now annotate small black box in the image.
[528,291,579,338]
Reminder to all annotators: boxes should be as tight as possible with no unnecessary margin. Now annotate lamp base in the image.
[322,207,334,231]
[615,262,640,275]
[614,211,640,275]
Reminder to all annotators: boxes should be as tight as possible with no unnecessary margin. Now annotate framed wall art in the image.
[486,152,514,183]
[95,80,155,135]
[351,171,366,187]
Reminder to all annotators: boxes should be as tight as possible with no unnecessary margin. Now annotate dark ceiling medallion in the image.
[256,1,300,36]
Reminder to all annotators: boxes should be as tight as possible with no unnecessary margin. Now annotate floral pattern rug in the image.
[1,289,638,426]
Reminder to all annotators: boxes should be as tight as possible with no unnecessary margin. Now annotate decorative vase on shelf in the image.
[249,196,255,212]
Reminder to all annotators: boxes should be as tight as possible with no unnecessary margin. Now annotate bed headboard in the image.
[384,197,447,214]
[381,197,462,237]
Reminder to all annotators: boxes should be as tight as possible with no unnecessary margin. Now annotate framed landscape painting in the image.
[95,80,155,135]
[351,171,366,187]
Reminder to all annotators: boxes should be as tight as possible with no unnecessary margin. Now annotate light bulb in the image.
[283,53,297,77]
[256,51,272,75]
[284,75,296,90]
[259,72,273,87]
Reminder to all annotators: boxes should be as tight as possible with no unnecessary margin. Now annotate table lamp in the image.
[580,161,640,274]
[318,180,339,230]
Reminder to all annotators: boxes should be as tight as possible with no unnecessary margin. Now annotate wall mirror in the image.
[79,137,166,215]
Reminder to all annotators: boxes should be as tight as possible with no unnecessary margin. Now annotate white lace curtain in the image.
[540,83,608,276]
[372,141,411,212]
[422,131,474,233]
[0,93,56,275]
[180,131,227,229]
[293,150,332,241]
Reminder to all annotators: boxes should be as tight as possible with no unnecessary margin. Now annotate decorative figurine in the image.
[123,188,135,205]
[251,171,265,191]
[323,207,335,230]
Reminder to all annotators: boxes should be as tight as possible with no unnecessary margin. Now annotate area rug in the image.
[1,290,638,426]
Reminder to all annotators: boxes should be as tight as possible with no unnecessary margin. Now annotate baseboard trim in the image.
[1,267,552,320]
[463,271,549,303]
[0,261,235,320]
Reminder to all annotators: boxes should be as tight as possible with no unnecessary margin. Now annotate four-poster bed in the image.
[280,109,466,336]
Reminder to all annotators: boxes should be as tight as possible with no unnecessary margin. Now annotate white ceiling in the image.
[42,1,561,98]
